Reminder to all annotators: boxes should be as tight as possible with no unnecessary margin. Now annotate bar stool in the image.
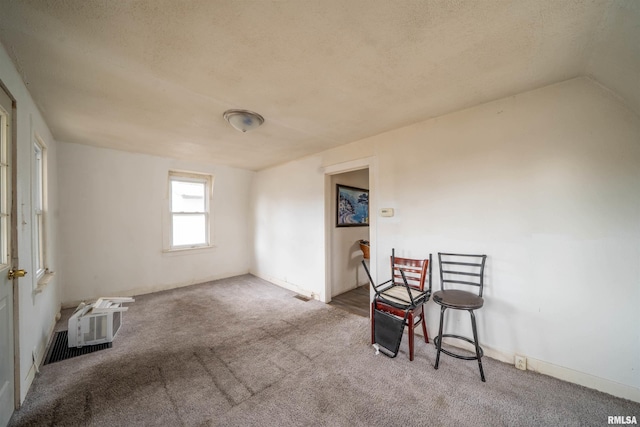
[433,253,487,381]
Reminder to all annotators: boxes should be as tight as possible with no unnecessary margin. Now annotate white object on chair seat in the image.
[378,285,428,307]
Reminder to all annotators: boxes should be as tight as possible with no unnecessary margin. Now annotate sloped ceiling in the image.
[0,0,638,171]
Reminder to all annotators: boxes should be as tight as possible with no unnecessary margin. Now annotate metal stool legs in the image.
[434,306,486,382]
[434,305,446,370]
[469,309,485,382]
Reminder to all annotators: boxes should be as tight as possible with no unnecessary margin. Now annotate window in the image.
[0,103,8,267]
[169,171,212,249]
[33,137,46,277]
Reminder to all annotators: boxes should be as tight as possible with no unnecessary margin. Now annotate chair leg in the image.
[408,311,415,361]
[469,310,486,382]
[434,305,446,369]
[420,305,429,343]
[371,301,376,345]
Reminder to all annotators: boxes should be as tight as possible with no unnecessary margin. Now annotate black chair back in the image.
[438,253,487,297]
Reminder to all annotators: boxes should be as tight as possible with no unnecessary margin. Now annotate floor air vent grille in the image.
[44,330,112,365]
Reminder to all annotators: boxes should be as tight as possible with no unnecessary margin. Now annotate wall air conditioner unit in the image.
[68,297,135,348]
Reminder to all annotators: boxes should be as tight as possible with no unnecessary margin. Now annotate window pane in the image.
[171,180,205,213]
[36,213,44,272]
[172,214,206,246]
[34,214,40,271]
[33,141,46,274]
[0,113,6,265]
[35,145,43,210]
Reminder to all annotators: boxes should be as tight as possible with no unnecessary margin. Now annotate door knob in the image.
[8,269,27,280]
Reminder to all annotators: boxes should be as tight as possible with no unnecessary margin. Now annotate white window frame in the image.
[0,103,8,268]
[168,171,213,250]
[32,134,47,281]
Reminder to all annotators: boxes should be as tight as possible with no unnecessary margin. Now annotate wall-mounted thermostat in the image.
[380,208,394,217]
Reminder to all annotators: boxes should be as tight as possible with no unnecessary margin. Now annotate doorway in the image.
[329,169,369,297]
[323,157,376,310]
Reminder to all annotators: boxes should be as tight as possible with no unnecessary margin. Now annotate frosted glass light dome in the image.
[223,109,264,132]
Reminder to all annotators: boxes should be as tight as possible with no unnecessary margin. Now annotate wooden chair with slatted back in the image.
[371,254,432,361]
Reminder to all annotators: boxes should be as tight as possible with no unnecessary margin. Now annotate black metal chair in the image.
[433,253,487,381]
[362,249,431,360]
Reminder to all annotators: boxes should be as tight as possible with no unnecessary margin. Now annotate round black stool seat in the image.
[433,289,484,310]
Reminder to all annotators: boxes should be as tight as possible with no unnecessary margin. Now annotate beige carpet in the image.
[9,274,640,426]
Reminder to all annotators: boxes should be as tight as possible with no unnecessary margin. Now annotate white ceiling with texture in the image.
[0,1,638,170]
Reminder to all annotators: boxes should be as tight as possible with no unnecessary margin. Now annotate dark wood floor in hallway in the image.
[329,285,370,317]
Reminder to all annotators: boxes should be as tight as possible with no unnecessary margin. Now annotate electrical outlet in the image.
[515,355,527,371]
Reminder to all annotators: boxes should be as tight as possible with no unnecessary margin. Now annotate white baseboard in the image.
[525,356,640,403]
[61,271,251,308]
[437,336,640,403]
[250,271,318,301]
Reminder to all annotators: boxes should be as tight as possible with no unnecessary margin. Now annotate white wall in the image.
[330,169,369,297]
[58,142,253,303]
[0,44,61,402]
[250,77,640,401]
[250,156,326,299]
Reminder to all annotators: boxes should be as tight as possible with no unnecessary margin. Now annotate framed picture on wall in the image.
[336,184,369,227]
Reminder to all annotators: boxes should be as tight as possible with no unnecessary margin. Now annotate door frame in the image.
[0,79,19,418]
[9,86,19,411]
[323,157,377,305]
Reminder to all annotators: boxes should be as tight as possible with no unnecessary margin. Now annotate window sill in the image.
[162,245,217,256]
[34,270,55,294]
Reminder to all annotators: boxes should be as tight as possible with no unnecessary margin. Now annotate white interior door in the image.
[0,85,15,427]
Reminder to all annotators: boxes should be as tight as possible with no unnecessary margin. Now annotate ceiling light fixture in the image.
[223,109,264,133]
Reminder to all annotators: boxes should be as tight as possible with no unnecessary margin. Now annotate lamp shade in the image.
[223,109,264,132]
